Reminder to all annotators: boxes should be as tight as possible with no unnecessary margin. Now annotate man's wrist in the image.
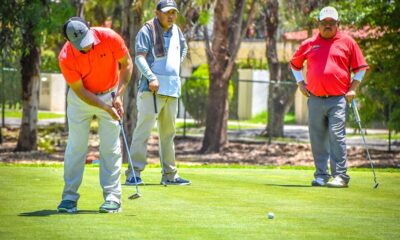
[297,81,306,86]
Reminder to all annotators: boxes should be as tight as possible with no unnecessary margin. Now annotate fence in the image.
[1,67,22,128]
[179,74,297,137]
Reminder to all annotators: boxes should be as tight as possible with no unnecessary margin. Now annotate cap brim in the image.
[161,6,179,13]
[319,15,338,21]
[71,29,94,51]
[319,16,338,21]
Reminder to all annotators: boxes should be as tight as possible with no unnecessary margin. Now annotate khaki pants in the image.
[126,91,179,181]
[62,89,122,204]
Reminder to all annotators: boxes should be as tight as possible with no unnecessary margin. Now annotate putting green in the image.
[0,165,399,239]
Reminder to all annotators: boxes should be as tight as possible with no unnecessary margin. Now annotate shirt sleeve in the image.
[135,26,152,55]
[349,39,369,72]
[108,29,129,60]
[290,40,309,70]
[59,57,81,84]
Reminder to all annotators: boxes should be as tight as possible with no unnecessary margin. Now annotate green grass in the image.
[1,108,64,119]
[0,165,399,240]
[245,111,296,125]
[348,132,400,141]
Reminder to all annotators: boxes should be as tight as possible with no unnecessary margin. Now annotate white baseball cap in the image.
[319,6,339,21]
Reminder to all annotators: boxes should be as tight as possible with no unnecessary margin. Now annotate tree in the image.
[335,0,400,150]
[201,0,256,153]
[15,0,52,151]
[263,0,297,140]
[0,1,20,145]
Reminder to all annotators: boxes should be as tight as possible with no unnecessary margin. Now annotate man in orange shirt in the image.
[57,17,133,213]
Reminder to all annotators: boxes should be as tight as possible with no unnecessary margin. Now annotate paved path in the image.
[3,117,398,150]
[229,125,398,151]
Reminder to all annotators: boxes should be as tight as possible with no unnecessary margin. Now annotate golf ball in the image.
[268,212,274,219]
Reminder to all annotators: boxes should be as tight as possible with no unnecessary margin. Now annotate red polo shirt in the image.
[290,31,368,96]
[58,27,128,93]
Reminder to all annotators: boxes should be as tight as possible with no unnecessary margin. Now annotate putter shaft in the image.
[351,99,379,188]
[111,92,142,198]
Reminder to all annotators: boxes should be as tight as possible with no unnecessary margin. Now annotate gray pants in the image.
[308,95,349,183]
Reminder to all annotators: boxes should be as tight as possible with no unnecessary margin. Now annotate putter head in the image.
[128,193,141,200]
[374,183,379,189]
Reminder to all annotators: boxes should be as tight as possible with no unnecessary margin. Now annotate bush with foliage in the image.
[182,64,234,126]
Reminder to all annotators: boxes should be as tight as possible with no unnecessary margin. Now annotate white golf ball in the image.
[267,212,274,219]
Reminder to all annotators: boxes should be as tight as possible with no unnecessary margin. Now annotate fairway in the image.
[0,165,399,240]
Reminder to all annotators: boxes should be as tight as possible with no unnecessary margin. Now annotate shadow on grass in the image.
[123,183,167,186]
[265,183,312,188]
[19,209,98,217]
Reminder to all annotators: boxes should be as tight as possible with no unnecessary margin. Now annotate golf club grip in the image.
[352,99,361,123]
[153,93,158,114]
[110,92,122,124]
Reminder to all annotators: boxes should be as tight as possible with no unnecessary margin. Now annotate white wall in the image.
[238,69,269,120]
[39,73,66,113]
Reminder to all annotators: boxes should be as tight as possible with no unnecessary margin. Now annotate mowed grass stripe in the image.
[0,166,399,240]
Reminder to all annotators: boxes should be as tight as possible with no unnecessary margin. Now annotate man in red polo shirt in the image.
[57,17,133,213]
[290,7,368,188]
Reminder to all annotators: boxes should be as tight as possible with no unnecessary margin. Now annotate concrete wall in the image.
[238,69,269,120]
[39,73,66,113]
[295,89,308,124]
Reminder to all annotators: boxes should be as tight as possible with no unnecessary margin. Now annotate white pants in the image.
[62,89,122,204]
[126,91,179,181]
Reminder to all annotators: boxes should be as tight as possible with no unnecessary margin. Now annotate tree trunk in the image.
[120,0,142,162]
[201,0,251,153]
[75,0,86,17]
[264,0,297,139]
[16,23,40,151]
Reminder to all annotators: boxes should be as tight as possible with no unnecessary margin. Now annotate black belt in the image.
[317,95,333,98]
[311,93,341,98]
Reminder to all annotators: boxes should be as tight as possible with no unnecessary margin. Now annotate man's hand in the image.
[297,81,310,97]
[345,80,360,104]
[112,94,124,117]
[105,105,120,121]
[149,78,159,94]
[345,90,356,104]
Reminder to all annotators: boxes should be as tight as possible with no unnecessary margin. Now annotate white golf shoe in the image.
[327,176,348,188]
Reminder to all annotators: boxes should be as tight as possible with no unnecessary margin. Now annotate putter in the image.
[148,79,158,114]
[351,99,379,189]
[153,92,158,114]
[111,92,141,199]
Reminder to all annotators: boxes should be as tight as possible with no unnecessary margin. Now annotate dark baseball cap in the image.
[63,17,94,51]
[157,0,179,13]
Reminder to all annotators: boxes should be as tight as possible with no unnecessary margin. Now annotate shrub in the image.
[182,64,234,126]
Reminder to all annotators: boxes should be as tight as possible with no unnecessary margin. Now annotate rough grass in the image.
[1,108,64,119]
[0,165,399,240]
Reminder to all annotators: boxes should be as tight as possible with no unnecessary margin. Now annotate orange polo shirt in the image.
[58,27,128,93]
